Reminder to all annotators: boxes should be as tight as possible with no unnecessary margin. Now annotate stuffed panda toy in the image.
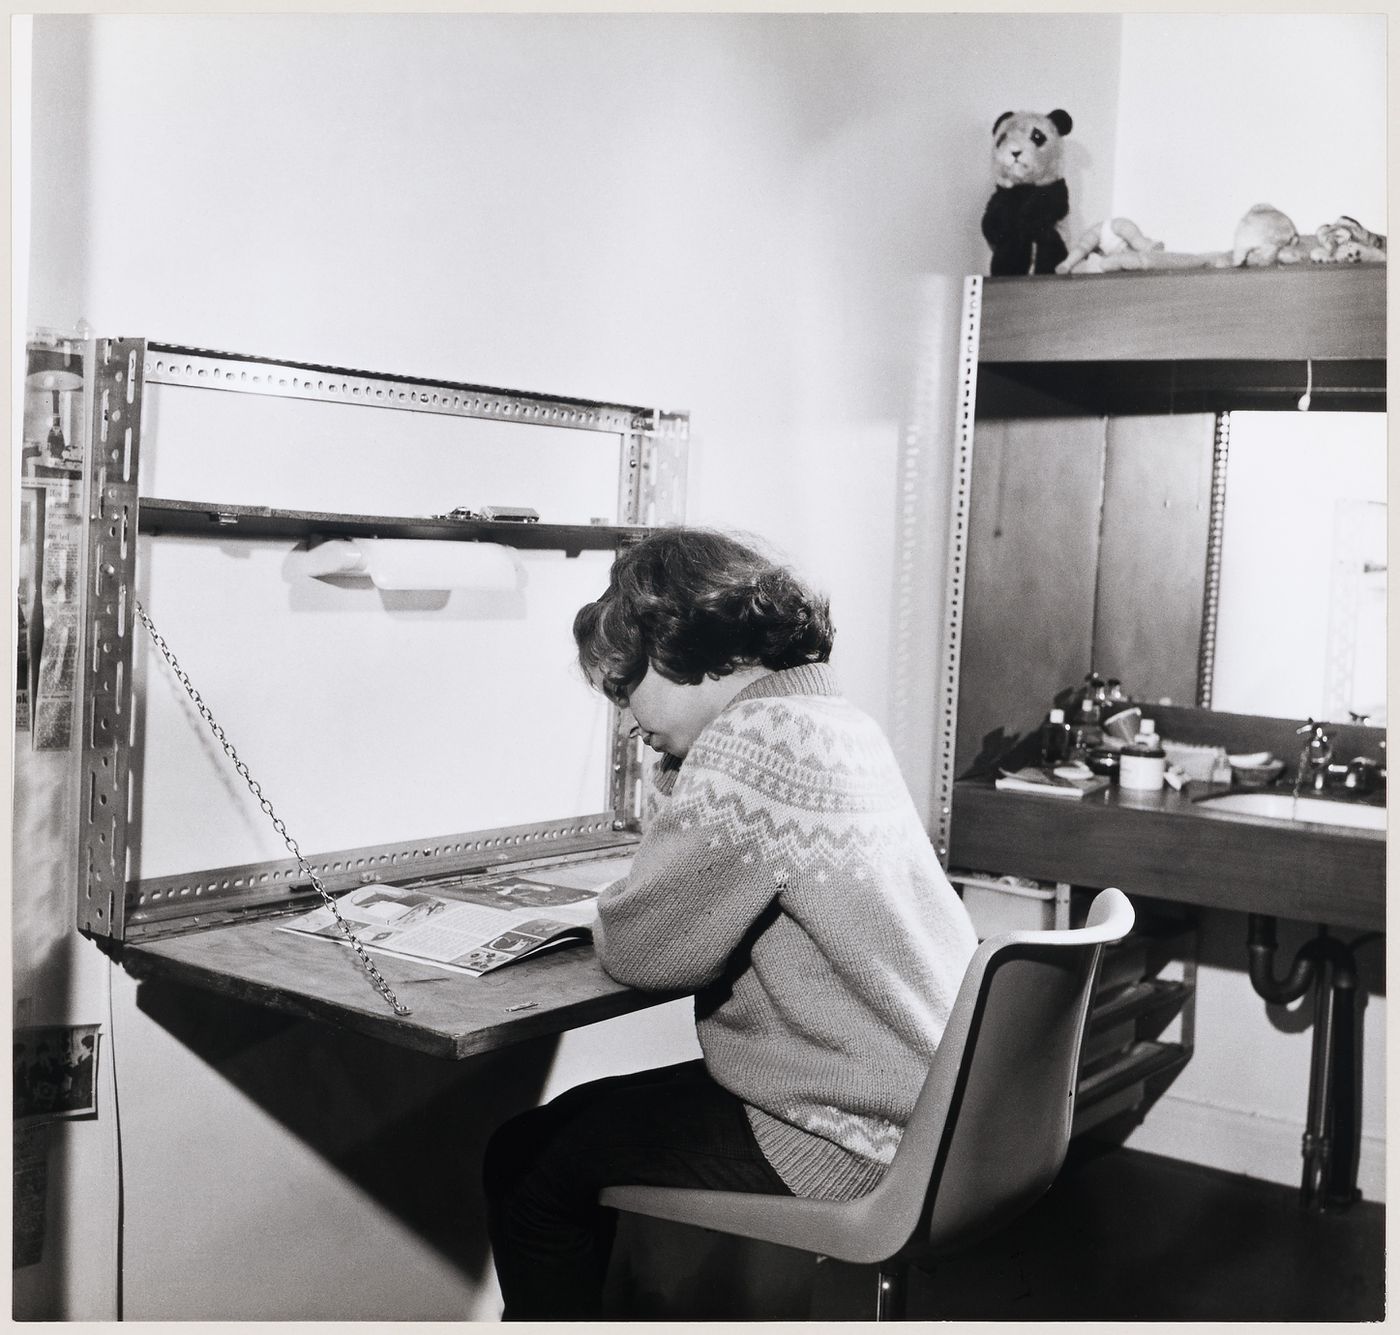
[981,109,1073,275]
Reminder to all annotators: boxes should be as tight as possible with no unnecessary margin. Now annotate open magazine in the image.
[994,765,1110,799]
[277,853,633,976]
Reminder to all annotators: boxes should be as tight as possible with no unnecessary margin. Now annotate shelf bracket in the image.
[77,337,147,939]
[931,276,982,866]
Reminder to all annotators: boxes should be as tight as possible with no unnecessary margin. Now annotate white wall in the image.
[1112,13,1386,252]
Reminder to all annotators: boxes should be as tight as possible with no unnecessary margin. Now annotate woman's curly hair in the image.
[573,528,834,705]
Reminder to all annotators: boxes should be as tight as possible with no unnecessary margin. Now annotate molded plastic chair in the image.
[602,886,1135,1319]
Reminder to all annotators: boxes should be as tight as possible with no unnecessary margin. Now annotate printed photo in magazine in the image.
[277,853,633,976]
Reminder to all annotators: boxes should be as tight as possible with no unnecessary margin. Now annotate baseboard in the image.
[1112,1090,1386,1203]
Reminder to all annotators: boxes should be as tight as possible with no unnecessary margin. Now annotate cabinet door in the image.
[956,417,1104,777]
[1095,415,1214,708]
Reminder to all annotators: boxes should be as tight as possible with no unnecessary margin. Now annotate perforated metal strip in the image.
[1196,412,1231,708]
[605,415,690,825]
[931,277,982,867]
[143,342,689,440]
[889,278,949,827]
[78,338,147,937]
[124,816,637,939]
[638,425,689,529]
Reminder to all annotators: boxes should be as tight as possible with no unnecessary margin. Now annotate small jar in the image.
[1086,748,1120,780]
[1119,724,1166,792]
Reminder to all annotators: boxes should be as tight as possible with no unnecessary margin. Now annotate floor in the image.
[878,1140,1386,1322]
[607,1140,1387,1321]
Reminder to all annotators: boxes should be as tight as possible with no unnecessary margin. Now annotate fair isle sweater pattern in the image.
[595,663,978,1201]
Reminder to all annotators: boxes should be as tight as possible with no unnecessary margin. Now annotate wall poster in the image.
[16,487,42,734]
[21,341,88,751]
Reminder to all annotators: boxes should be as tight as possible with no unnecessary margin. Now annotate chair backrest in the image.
[841,887,1135,1266]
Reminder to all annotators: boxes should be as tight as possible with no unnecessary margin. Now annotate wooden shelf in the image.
[138,496,649,552]
[976,266,1386,416]
[1090,979,1191,1032]
[979,265,1386,364]
[1076,1039,1191,1106]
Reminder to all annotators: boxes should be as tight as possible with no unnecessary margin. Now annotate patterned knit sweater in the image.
[594,664,978,1201]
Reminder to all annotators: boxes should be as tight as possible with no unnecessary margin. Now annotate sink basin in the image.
[1196,791,1386,831]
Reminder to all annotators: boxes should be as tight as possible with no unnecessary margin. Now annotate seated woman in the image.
[482,527,978,1320]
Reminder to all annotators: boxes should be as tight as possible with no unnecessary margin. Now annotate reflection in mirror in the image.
[1211,411,1387,724]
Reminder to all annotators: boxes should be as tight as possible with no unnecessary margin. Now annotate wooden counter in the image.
[949,778,1385,932]
[119,916,680,1060]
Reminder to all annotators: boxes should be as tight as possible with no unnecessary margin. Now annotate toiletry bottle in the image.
[1071,673,1105,757]
[1119,720,1166,792]
[45,390,66,464]
[1040,707,1072,767]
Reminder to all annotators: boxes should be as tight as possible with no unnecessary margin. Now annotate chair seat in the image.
[601,888,1136,1299]
[601,1178,912,1266]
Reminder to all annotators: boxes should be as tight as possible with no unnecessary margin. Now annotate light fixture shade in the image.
[26,346,84,392]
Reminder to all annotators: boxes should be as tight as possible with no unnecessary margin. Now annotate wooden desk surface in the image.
[120,914,680,1060]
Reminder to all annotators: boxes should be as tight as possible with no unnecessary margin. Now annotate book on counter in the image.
[995,765,1110,799]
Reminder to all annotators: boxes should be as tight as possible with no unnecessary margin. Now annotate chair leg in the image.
[875,1264,907,1321]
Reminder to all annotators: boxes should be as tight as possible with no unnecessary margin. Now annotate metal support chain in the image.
[134,600,411,1017]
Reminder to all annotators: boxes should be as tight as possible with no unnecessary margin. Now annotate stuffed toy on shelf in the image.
[1056,217,1164,274]
[980,109,1073,275]
[1228,204,1306,267]
[1054,205,1388,275]
[1309,216,1387,264]
[1225,205,1387,267]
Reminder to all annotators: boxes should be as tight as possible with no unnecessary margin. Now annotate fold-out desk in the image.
[119,916,681,1060]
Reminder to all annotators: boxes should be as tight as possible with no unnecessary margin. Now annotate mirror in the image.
[1211,411,1387,724]
[954,407,1387,777]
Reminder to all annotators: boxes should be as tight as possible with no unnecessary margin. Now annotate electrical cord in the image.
[105,955,125,1321]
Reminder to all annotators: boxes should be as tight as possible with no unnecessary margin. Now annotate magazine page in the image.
[277,854,632,976]
[994,765,1109,799]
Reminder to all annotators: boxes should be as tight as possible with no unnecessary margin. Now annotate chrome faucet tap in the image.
[1295,721,1334,795]
[1295,721,1387,798]
[1343,736,1386,796]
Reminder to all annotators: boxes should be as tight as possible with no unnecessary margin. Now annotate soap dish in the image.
[1163,738,1228,782]
[1103,707,1142,744]
[1229,754,1285,787]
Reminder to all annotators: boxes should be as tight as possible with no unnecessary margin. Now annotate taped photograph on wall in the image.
[23,343,86,480]
[13,1025,102,1124]
[24,478,84,751]
[16,487,42,735]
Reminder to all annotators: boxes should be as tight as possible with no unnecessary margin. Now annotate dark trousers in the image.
[482,1059,792,1320]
